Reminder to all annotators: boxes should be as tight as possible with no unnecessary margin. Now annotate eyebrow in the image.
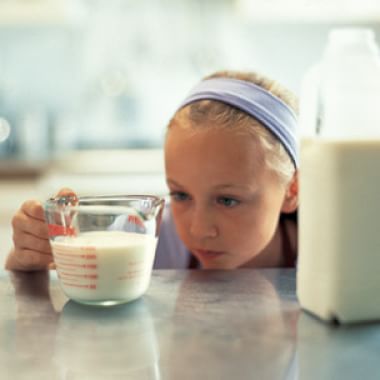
[166,179,256,192]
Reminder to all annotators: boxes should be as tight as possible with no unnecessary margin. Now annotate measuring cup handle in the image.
[48,224,76,237]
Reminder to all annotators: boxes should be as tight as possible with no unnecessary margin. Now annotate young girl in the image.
[5,70,299,271]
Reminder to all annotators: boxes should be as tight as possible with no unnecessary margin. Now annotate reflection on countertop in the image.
[1,269,299,380]
[2,268,380,379]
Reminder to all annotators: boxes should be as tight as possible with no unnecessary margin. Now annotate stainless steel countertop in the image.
[0,269,379,380]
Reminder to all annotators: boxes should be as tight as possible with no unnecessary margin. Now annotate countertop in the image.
[1,268,379,380]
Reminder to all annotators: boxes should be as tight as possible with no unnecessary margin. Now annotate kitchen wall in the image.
[0,0,378,160]
[0,0,249,159]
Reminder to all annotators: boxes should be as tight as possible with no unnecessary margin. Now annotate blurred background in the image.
[0,0,380,258]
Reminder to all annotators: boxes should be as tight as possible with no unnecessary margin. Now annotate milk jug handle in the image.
[299,64,322,138]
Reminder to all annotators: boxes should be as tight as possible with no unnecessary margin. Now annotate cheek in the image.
[226,209,278,248]
[171,206,190,236]
[170,201,281,256]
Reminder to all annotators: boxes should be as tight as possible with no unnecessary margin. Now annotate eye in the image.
[217,196,240,208]
[169,191,190,202]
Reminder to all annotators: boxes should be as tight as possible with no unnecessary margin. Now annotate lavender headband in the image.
[178,78,299,168]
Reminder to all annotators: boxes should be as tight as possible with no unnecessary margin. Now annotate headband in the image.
[177,78,299,168]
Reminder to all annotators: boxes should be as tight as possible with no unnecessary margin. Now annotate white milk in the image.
[298,138,380,322]
[51,231,158,305]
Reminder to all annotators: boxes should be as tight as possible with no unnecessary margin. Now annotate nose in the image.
[189,205,218,240]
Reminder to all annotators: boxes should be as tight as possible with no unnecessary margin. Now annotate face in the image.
[165,121,291,269]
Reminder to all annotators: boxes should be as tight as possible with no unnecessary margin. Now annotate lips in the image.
[192,249,225,260]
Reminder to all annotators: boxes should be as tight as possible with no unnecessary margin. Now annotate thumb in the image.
[55,188,78,205]
[55,187,77,198]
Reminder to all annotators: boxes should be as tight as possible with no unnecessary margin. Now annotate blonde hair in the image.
[167,70,298,185]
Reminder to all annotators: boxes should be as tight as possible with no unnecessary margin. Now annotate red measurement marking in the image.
[118,270,144,280]
[55,253,97,260]
[56,263,97,269]
[55,261,77,266]
[54,252,74,258]
[54,255,76,260]
[57,263,83,268]
[48,224,76,237]
[56,264,79,271]
[60,272,98,279]
[80,246,97,252]
[62,282,97,289]
[58,273,81,281]
[58,274,80,282]
[54,250,76,256]
[54,247,75,252]
[82,254,96,259]
[57,267,78,274]
[84,264,97,269]
[54,246,97,254]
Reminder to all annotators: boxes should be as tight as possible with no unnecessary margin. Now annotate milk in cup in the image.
[51,231,158,305]
[298,28,380,323]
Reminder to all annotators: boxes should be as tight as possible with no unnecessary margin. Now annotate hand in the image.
[5,188,77,271]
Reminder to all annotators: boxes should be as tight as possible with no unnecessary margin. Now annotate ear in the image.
[281,171,298,214]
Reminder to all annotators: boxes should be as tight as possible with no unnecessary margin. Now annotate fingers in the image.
[12,206,49,239]
[13,229,52,255]
[21,200,45,222]
[18,248,52,269]
[56,187,76,197]
[8,199,52,272]
[7,189,78,272]
[5,248,53,272]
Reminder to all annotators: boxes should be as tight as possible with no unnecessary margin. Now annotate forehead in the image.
[165,124,268,184]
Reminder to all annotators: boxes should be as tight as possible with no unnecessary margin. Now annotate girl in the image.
[6,70,299,271]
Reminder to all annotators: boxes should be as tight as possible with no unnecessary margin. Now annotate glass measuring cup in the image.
[44,195,165,306]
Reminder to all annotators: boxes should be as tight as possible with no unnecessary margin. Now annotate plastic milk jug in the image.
[297,28,380,323]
